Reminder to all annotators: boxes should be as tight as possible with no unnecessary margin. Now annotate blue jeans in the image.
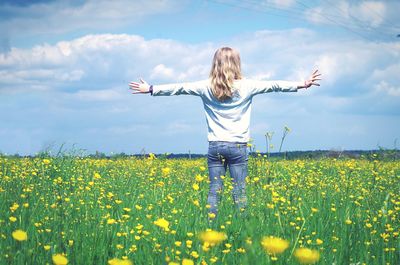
[207,141,248,216]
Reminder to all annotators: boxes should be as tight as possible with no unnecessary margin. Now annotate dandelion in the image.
[154,218,170,231]
[12,229,27,241]
[198,230,227,246]
[52,254,68,265]
[9,216,17,222]
[192,183,200,191]
[260,236,289,255]
[294,248,320,264]
[316,239,323,245]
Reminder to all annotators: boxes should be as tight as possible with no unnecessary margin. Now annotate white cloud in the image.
[357,1,386,27]
[264,0,295,9]
[374,81,400,97]
[304,0,399,39]
[151,64,175,80]
[0,0,180,37]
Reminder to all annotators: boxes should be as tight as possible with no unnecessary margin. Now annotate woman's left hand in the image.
[129,78,151,94]
[299,69,321,89]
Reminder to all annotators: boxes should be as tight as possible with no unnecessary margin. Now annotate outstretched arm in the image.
[249,69,321,95]
[129,79,206,96]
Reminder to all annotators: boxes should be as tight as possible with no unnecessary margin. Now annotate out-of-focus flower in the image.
[294,248,320,264]
[261,236,289,255]
[199,230,227,246]
[52,254,68,265]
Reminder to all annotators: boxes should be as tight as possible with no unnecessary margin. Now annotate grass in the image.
[0,154,399,264]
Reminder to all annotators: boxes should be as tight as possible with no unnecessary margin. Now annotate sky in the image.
[0,0,399,155]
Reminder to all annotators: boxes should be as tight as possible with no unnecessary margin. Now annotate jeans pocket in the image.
[228,145,248,164]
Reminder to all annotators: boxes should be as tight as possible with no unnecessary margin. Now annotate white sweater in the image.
[152,78,299,143]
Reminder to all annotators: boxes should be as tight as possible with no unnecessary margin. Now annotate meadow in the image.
[0,153,399,264]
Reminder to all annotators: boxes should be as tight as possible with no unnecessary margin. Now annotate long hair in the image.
[209,47,242,101]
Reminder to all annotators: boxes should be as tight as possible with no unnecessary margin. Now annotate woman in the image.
[129,47,321,218]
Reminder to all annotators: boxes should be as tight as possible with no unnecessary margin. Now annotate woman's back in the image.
[151,78,299,143]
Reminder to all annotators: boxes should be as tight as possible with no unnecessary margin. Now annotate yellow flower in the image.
[9,216,17,222]
[345,219,352,225]
[52,254,68,265]
[198,230,227,246]
[12,229,27,241]
[182,259,194,265]
[294,248,320,264]
[107,218,117,225]
[154,218,169,231]
[44,245,51,251]
[261,236,289,255]
[108,258,133,265]
[192,183,199,191]
[316,238,323,245]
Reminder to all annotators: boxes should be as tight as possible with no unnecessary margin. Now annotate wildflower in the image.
[108,258,133,265]
[44,245,51,250]
[154,218,169,231]
[198,230,227,246]
[190,251,199,258]
[316,239,323,245]
[237,248,246,253]
[345,219,352,225]
[12,230,27,241]
[9,216,17,222]
[52,254,68,265]
[294,248,320,264]
[192,183,199,191]
[261,236,289,255]
[182,259,194,265]
[107,218,117,225]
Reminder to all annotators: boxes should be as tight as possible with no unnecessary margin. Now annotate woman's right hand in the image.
[129,78,151,94]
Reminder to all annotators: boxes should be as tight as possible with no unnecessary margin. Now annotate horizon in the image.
[1,0,399,155]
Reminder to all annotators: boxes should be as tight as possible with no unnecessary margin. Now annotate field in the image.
[0,154,399,264]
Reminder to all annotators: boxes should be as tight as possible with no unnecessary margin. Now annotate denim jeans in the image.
[207,141,248,216]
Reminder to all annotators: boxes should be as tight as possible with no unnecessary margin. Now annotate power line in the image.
[322,0,395,41]
[294,0,376,42]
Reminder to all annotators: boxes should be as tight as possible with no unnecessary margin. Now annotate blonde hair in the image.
[209,47,242,101]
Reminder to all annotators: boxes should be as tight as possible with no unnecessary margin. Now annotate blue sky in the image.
[0,0,399,155]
